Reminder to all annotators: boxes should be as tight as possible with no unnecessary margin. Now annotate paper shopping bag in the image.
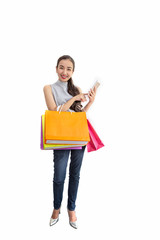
[40,115,83,150]
[45,110,90,145]
[87,119,104,152]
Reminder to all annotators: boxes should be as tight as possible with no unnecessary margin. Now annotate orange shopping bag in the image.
[45,110,90,145]
[40,115,82,150]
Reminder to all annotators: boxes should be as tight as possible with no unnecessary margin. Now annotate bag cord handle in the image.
[57,104,72,114]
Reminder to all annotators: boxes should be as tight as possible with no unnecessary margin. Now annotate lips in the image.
[61,75,67,79]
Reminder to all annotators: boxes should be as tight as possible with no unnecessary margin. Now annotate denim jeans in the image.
[53,145,86,211]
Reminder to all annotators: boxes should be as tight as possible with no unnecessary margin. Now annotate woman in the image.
[43,55,96,229]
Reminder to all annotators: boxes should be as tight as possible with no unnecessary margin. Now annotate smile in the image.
[61,75,68,79]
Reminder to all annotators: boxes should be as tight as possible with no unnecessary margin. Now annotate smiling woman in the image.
[43,55,97,229]
[44,55,87,112]
[43,55,96,113]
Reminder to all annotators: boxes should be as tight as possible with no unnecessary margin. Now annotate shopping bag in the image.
[45,110,90,145]
[87,119,104,152]
[40,115,83,150]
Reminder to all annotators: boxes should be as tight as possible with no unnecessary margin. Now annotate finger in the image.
[93,86,97,93]
[91,90,95,95]
[81,96,87,101]
[89,91,94,96]
[89,89,94,95]
[88,89,92,95]
[91,89,95,94]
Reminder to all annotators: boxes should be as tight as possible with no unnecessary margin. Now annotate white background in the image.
[0,0,160,239]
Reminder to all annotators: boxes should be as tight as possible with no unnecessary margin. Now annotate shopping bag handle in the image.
[59,104,64,113]
[57,104,72,114]
[56,104,64,113]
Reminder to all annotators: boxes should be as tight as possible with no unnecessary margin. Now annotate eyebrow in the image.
[59,65,72,69]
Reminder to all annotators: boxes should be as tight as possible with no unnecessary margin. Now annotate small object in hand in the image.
[92,81,100,91]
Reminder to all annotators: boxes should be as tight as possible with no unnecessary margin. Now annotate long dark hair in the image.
[56,55,82,112]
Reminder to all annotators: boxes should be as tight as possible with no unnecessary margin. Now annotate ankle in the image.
[68,210,77,222]
[51,208,60,219]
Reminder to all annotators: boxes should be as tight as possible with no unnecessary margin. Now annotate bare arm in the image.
[43,85,57,110]
[82,101,93,112]
[78,87,96,112]
[61,92,87,111]
[43,85,87,111]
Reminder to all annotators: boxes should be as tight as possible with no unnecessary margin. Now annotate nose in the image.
[62,69,67,75]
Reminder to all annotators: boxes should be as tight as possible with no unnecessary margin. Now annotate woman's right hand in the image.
[75,93,88,102]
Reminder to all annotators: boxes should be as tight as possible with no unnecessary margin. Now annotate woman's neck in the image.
[57,79,68,89]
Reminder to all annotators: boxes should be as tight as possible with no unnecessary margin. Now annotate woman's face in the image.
[56,59,74,82]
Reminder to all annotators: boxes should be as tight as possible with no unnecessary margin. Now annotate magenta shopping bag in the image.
[87,119,104,152]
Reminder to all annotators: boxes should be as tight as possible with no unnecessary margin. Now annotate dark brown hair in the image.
[56,55,82,112]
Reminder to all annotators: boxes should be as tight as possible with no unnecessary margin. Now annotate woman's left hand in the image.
[88,88,96,103]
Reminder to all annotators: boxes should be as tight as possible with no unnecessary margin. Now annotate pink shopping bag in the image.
[87,119,104,152]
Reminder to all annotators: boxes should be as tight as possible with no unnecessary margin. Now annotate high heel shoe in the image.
[49,209,61,226]
[69,221,78,229]
[67,209,78,229]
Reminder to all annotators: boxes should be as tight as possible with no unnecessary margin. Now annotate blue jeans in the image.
[53,145,86,211]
